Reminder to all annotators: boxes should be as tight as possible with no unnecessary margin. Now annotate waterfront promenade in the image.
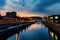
[0,22,35,40]
[42,20,60,34]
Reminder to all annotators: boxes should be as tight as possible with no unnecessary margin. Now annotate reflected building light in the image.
[50,31,54,38]
[16,33,19,40]
[26,28,28,31]
[55,34,58,40]
[49,31,59,40]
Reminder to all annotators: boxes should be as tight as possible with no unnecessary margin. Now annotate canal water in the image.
[7,21,60,40]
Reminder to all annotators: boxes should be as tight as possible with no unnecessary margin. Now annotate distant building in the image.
[6,11,16,18]
[0,14,3,19]
[48,15,60,24]
[31,17,42,21]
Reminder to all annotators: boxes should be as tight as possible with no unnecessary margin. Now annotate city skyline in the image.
[0,10,45,17]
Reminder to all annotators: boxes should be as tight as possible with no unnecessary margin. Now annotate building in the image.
[0,14,3,19]
[6,11,16,18]
[48,15,60,24]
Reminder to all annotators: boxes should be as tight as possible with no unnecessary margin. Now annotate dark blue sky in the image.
[0,0,6,9]
[0,0,60,15]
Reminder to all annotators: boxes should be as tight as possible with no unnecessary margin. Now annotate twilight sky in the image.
[0,0,60,17]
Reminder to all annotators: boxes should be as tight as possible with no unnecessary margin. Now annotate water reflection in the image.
[25,21,45,31]
[16,33,19,40]
[7,21,60,40]
[49,29,60,40]
[20,22,52,40]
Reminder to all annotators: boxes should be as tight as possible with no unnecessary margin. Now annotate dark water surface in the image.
[7,21,60,40]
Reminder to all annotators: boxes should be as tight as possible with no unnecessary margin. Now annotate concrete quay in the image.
[0,22,35,30]
[0,22,36,40]
[42,20,60,34]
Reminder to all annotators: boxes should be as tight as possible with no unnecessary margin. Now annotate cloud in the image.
[17,11,46,17]
[0,0,6,10]
[1,0,60,15]
[31,0,60,12]
[46,2,60,14]
[4,0,26,11]
[4,0,40,11]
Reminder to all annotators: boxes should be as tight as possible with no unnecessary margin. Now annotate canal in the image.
[7,21,60,40]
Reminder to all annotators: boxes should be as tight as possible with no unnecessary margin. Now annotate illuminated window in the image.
[49,17,53,19]
[55,16,58,19]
